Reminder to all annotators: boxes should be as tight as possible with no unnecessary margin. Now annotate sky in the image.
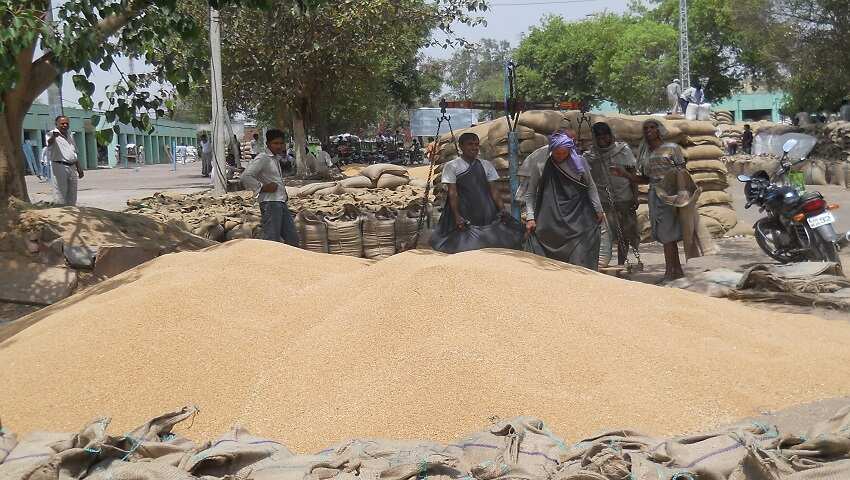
[40,0,631,109]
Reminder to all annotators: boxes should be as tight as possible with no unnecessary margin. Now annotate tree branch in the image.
[22,0,149,105]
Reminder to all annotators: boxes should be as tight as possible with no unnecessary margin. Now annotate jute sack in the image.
[376,173,410,189]
[363,207,396,260]
[637,203,651,242]
[296,210,329,253]
[699,205,738,231]
[344,187,369,194]
[446,417,565,480]
[686,135,723,148]
[793,159,827,186]
[489,123,538,146]
[521,134,549,154]
[691,171,729,191]
[697,191,733,207]
[598,114,685,145]
[670,119,717,136]
[324,205,363,257]
[225,221,260,240]
[517,110,569,134]
[687,159,728,175]
[341,175,373,188]
[361,164,408,182]
[299,182,338,197]
[700,214,726,237]
[314,184,345,196]
[827,162,846,187]
[394,208,420,251]
[409,179,428,188]
[492,157,510,170]
[684,145,725,161]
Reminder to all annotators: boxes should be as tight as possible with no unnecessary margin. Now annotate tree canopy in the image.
[0,0,309,201]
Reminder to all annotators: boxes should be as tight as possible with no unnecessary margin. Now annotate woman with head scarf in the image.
[524,132,605,270]
[611,119,692,281]
[586,122,640,266]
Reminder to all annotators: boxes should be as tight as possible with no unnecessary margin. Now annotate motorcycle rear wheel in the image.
[754,219,803,263]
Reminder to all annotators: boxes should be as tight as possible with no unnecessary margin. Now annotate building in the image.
[22,103,200,172]
[592,91,786,123]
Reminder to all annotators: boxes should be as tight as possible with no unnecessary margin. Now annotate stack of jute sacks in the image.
[430,111,738,240]
[711,110,735,125]
[295,200,437,259]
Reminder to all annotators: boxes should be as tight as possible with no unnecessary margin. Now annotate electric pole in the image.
[45,0,63,122]
[209,7,227,194]
[679,0,690,89]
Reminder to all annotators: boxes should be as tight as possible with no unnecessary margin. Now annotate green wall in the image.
[22,103,200,171]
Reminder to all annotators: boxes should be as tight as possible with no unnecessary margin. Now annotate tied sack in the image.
[324,205,363,257]
[296,210,329,253]
[363,207,397,260]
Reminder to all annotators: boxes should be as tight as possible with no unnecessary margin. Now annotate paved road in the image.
[25,162,213,211]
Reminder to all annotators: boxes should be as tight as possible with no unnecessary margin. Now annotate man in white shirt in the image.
[440,132,504,229]
[666,79,682,114]
[199,134,212,177]
[47,115,84,206]
[240,129,299,246]
[250,133,260,158]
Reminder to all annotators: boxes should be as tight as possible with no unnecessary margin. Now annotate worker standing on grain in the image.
[430,132,522,253]
[241,129,300,246]
[524,132,604,270]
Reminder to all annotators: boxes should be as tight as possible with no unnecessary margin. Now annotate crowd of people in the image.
[428,118,713,282]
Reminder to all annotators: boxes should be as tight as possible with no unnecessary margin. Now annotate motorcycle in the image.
[737,139,849,269]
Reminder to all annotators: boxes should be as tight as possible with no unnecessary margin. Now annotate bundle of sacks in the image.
[296,201,437,259]
[711,110,735,125]
[240,141,253,161]
[5,405,850,480]
[429,111,738,240]
[126,185,436,255]
[298,163,422,197]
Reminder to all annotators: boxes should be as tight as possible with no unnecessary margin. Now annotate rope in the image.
[581,112,642,270]
[410,99,457,249]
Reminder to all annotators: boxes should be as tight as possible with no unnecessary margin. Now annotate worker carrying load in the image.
[430,132,523,253]
[524,132,604,270]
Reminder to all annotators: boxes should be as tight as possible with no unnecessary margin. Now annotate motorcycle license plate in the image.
[807,211,835,228]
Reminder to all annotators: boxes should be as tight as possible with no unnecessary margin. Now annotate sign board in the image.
[409,108,480,137]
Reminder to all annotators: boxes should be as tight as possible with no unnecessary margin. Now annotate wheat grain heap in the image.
[3,240,850,454]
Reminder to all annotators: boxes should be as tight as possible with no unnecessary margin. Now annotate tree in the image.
[444,38,512,101]
[764,0,849,113]
[593,21,678,113]
[514,14,676,112]
[0,0,299,202]
[215,0,487,174]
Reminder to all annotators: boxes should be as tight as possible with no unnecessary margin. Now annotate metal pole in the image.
[679,0,690,89]
[45,0,63,119]
[504,61,520,220]
[209,7,227,194]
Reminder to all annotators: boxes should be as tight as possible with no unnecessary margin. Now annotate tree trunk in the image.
[292,108,308,176]
[0,111,30,202]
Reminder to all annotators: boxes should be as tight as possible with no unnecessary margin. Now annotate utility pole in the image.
[45,0,63,121]
[209,7,227,194]
[679,0,691,89]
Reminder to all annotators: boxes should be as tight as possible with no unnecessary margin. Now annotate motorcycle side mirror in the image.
[737,174,751,182]
[782,139,799,153]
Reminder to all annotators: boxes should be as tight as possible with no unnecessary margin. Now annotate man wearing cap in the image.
[666,79,682,115]
[47,115,84,206]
